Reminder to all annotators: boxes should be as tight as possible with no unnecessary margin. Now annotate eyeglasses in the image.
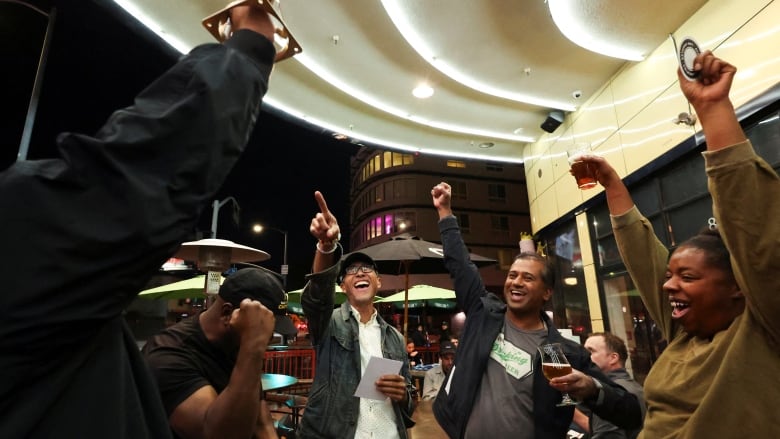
[344,265,376,275]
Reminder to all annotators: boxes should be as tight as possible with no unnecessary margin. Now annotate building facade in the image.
[348,147,531,294]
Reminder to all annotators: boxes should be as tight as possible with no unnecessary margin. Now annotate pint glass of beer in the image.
[567,143,597,190]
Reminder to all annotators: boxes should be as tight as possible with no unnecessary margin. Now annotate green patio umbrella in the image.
[287,285,346,304]
[377,284,455,302]
[376,285,457,324]
[376,285,456,310]
[381,298,456,311]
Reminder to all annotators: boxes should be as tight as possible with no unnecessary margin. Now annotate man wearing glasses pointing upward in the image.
[299,191,415,439]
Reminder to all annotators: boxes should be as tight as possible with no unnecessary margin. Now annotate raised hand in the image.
[574,154,621,190]
[678,50,737,110]
[677,50,745,151]
[230,298,275,353]
[310,191,340,249]
[228,2,275,43]
[431,182,453,218]
[548,367,600,402]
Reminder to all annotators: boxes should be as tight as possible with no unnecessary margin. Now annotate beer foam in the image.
[567,151,585,166]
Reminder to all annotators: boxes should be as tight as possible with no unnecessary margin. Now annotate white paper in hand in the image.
[354,356,403,400]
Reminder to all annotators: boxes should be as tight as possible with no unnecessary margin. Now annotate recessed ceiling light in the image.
[412,84,434,99]
[478,142,494,149]
[332,133,348,140]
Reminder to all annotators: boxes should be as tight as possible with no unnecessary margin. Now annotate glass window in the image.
[373,217,382,238]
[384,214,394,235]
[667,195,713,246]
[490,215,509,234]
[601,272,665,385]
[748,111,780,167]
[403,178,416,199]
[545,224,591,341]
[488,183,506,202]
[632,182,662,217]
[659,154,707,207]
[647,214,671,248]
[458,213,470,234]
[392,179,405,198]
[451,181,468,200]
[486,163,503,172]
[446,160,466,168]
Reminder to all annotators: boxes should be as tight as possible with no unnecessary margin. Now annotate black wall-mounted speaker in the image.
[540,111,564,133]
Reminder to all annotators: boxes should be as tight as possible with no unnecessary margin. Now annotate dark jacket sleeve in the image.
[579,360,644,430]
[301,256,342,344]
[0,30,275,350]
[439,215,488,313]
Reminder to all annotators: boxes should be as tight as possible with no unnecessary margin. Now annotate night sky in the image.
[3,1,359,291]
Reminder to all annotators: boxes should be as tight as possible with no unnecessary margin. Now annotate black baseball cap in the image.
[218,267,297,335]
[440,340,457,355]
[338,252,378,283]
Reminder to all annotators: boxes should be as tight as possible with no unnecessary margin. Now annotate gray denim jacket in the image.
[300,262,415,438]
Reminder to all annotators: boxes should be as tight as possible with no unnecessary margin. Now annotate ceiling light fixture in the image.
[547,0,646,61]
[264,97,526,164]
[412,84,434,99]
[478,142,494,148]
[381,0,576,111]
[116,0,537,150]
[292,53,535,143]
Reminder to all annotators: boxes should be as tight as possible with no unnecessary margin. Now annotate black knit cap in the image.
[218,267,297,335]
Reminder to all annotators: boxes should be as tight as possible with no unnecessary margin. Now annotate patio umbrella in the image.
[352,233,496,339]
[377,284,455,302]
[376,285,457,311]
[287,285,346,305]
[138,275,220,300]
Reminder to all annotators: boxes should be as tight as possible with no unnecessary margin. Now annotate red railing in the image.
[264,348,316,379]
[415,346,441,365]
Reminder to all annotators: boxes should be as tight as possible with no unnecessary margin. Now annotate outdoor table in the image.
[410,367,432,400]
[262,373,298,392]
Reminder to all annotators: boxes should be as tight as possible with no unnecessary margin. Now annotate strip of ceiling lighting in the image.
[381,0,576,112]
[264,96,526,164]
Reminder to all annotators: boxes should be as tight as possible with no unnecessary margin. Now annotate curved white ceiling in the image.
[116,0,707,163]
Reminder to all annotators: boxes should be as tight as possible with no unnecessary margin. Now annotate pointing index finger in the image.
[314,191,330,215]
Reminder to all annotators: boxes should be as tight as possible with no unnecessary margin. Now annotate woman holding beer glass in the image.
[575,51,780,437]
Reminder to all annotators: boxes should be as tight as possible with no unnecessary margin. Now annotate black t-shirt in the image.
[143,314,236,416]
